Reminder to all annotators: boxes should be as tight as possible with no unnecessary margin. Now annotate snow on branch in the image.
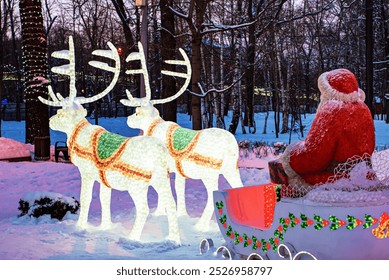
[168,6,189,20]
[275,1,335,26]
[201,20,258,35]
[189,73,245,98]
[159,27,191,39]
[373,59,389,65]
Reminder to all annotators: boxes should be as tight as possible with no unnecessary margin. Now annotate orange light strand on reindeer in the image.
[120,42,243,231]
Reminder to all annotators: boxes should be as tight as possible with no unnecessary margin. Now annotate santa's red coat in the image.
[284,100,375,186]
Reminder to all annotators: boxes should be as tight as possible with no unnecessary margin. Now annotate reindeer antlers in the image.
[122,42,152,107]
[120,42,191,107]
[38,36,120,108]
[38,36,76,107]
[38,37,191,109]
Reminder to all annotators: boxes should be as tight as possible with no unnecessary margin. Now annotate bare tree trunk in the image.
[191,34,203,130]
[365,0,374,115]
[111,0,135,50]
[160,0,177,122]
[229,65,242,134]
[274,34,289,134]
[243,0,255,132]
[9,1,22,121]
[187,0,209,130]
[270,26,280,138]
[208,38,215,128]
[262,69,271,134]
[0,1,3,137]
[228,0,246,134]
[200,39,210,128]
[19,0,50,150]
[381,0,389,123]
[215,29,225,129]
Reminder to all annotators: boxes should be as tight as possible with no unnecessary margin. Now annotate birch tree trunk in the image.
[215,30,225,129]
[275,35,289,134]
[228,0,245,134]
[200,39,210,128]
[270,26,280,138]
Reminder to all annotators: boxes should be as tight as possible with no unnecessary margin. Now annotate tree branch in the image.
[189,73,245,98]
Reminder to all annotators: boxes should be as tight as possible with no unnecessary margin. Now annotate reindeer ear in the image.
[81,108,87,117]
[66,107,87,119]
[151,107,160,118]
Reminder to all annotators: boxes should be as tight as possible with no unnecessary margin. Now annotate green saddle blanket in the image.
[172,127,199,151]
[97,131,128,159]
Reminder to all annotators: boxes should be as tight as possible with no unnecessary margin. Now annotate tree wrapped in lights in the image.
[121,42,244,231]
[38,37,180,243]
[19,0,50,150]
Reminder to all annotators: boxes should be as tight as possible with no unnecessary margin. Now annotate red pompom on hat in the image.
[318,68,365,102]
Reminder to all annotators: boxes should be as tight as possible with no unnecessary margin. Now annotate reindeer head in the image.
[38,36,120,134]
[120,42,191,130]
[50,103,88,133]
[126,103,160,129]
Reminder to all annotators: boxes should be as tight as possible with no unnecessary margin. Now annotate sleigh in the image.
[207,149,389,260]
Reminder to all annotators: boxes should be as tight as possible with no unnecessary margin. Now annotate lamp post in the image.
[136,0,148,98]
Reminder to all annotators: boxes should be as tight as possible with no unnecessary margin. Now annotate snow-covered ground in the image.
[0,112,388,260]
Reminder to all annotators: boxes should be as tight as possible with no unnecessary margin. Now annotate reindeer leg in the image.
[128,185,149,241]
[194,175,219,232]
[99,184,113,229]
[157,175,180,244]
[76,173,94,229]
[152,183,167,216]
[223,166,243,189]
[175,174,189,217]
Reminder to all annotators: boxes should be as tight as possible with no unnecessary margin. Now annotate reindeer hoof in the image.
[76,221,88,230]
[128,232,142,241]
[99,222,114,230]
[166,235,181,246]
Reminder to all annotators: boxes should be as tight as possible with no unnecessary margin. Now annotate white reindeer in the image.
[120,43,243,231]
[38,37,180,243]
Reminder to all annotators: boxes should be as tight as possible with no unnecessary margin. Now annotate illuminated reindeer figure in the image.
[38,37,180,243]
[121,43,243,231]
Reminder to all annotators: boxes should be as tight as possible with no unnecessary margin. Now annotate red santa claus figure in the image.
[270,69,375,197]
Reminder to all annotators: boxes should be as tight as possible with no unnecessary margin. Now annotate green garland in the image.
[216,200,380,253]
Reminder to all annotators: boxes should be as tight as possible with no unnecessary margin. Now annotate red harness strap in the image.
[68,120,153,188]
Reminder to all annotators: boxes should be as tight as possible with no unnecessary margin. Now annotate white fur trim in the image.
[280,142,311,190]
[318,72,365,102]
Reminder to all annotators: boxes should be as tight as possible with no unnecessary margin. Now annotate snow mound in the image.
[0,137,31,160]
[21,191,79,207]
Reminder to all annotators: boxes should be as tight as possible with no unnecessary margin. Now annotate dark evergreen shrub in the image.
[18,193,80,220]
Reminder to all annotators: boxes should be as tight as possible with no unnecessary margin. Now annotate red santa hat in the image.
[317,69,365,102]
